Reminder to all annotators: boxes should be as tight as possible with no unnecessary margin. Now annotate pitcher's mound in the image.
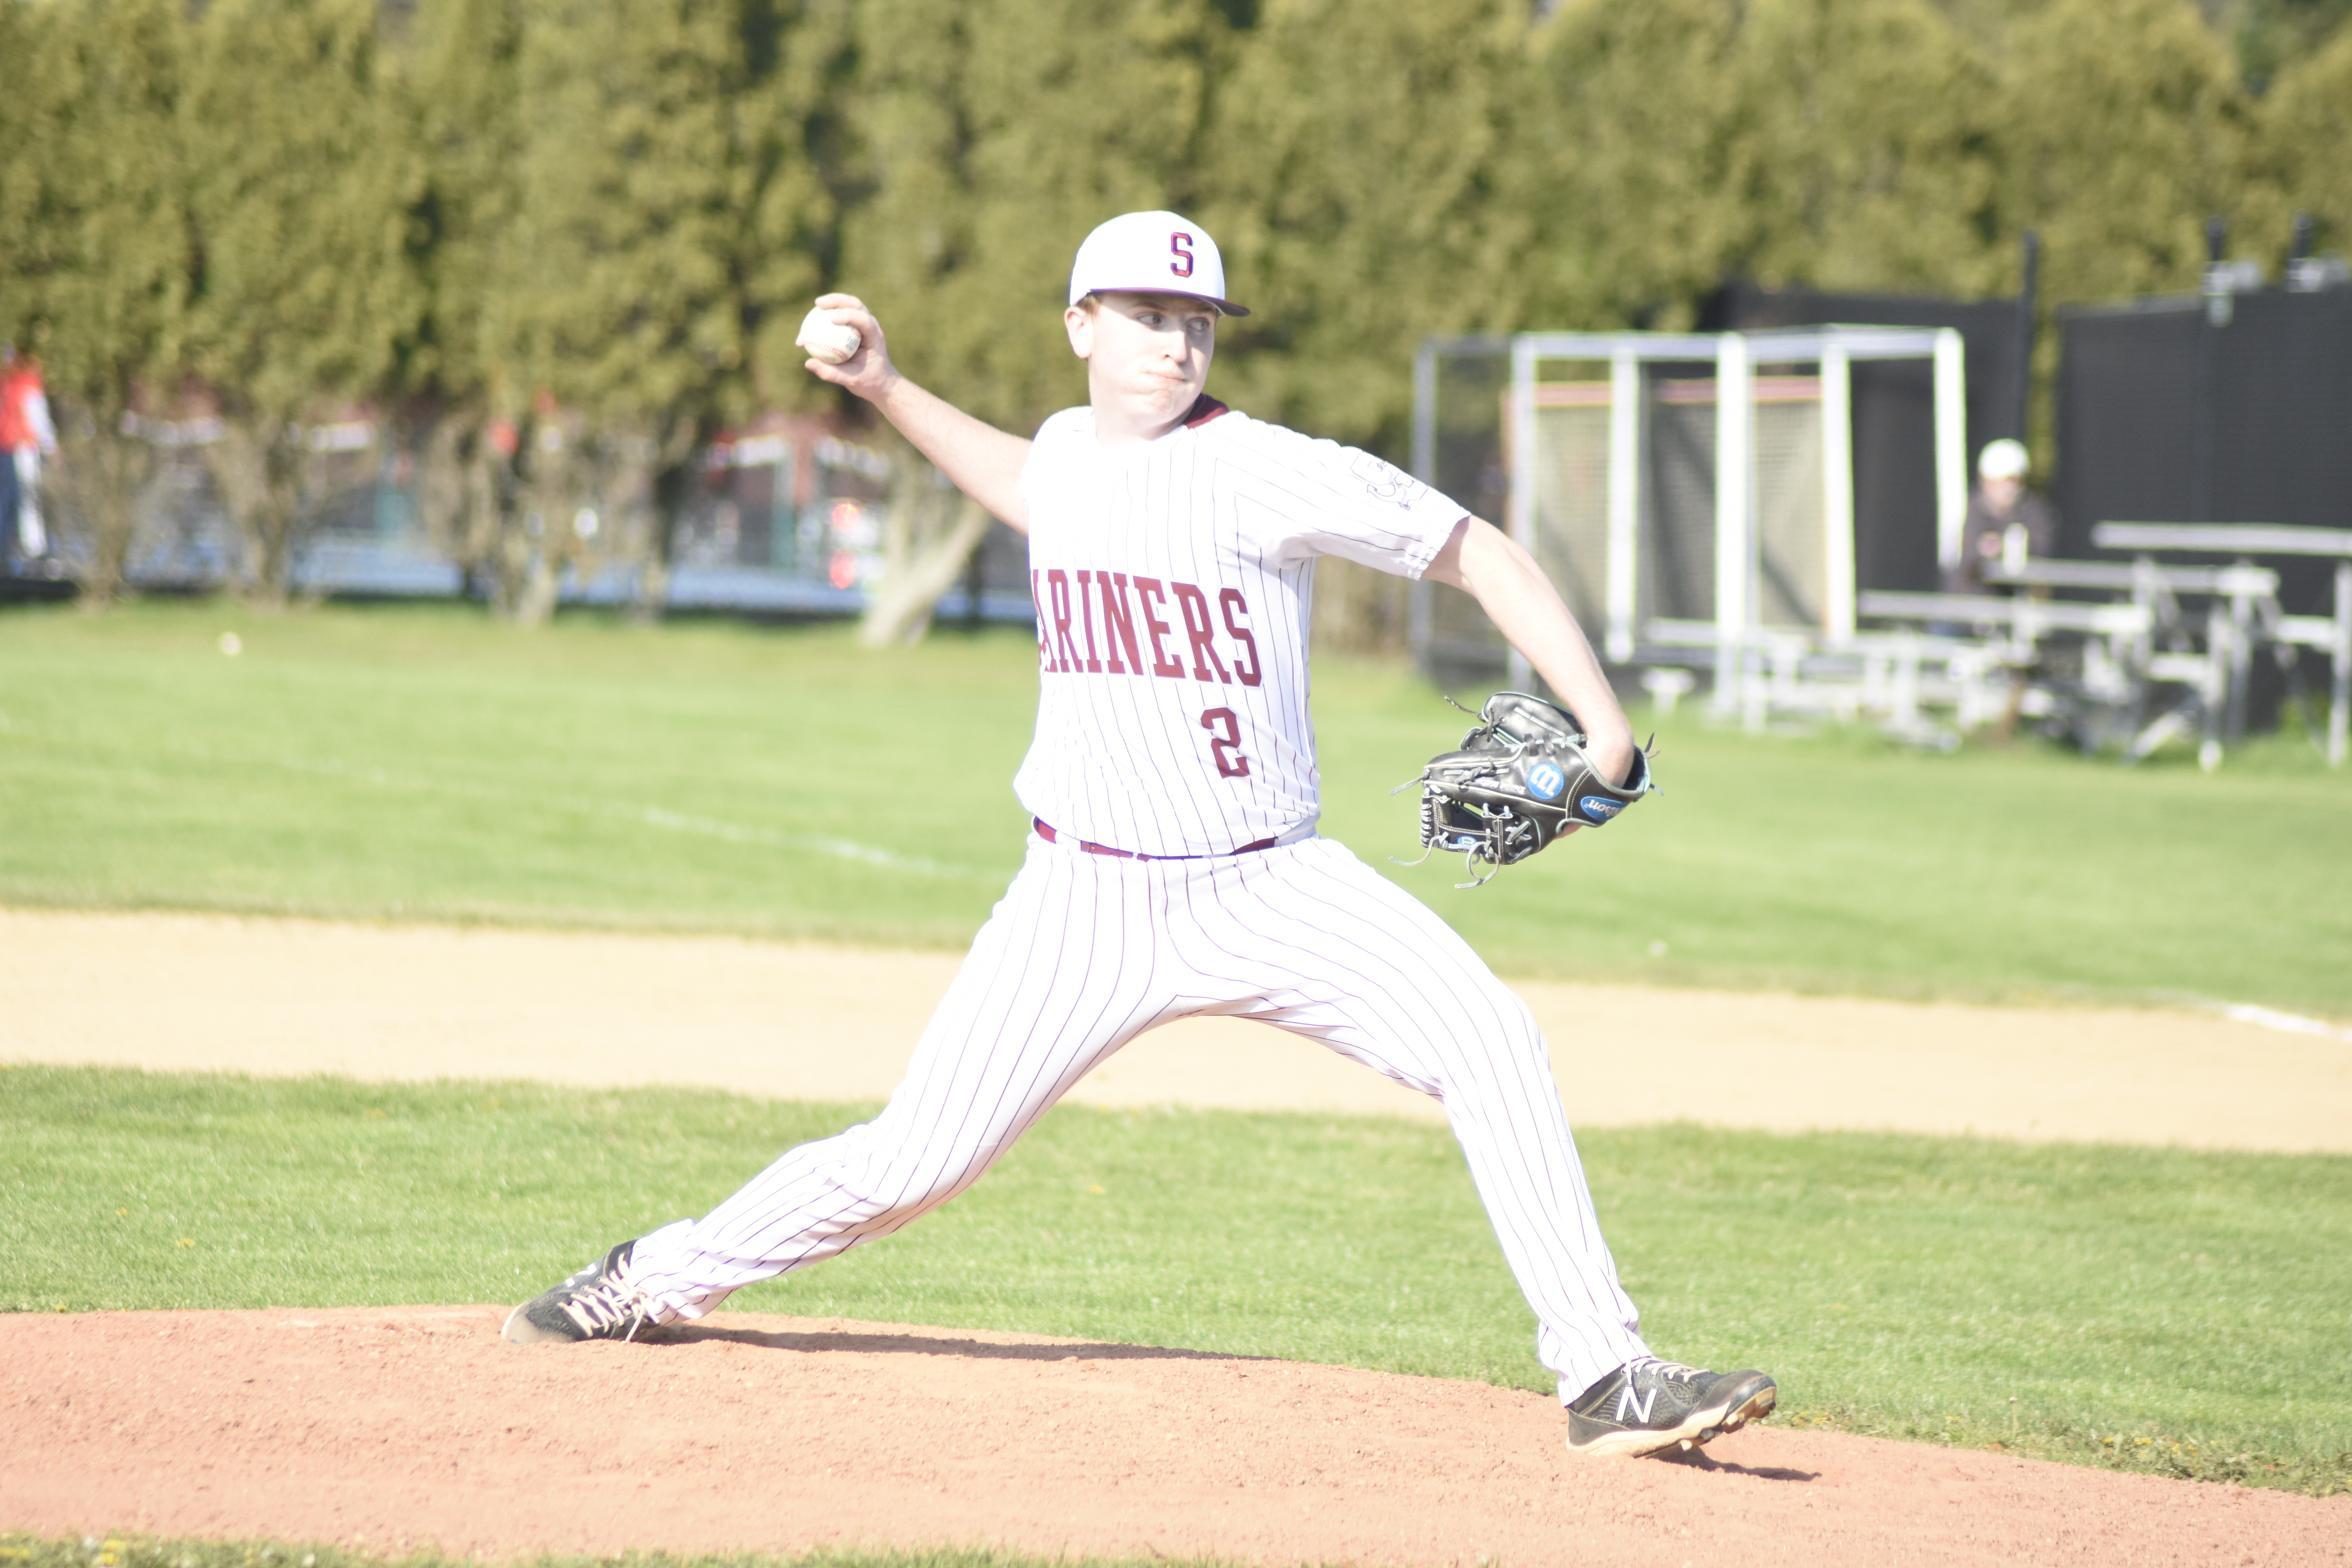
[2,1307,2341,1567]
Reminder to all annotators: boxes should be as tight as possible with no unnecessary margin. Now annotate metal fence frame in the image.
[1411,326,1967,716]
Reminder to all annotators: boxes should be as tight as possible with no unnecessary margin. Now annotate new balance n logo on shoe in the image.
[1566,1357,1778,1459]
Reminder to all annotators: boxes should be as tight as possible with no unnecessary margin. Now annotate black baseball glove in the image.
[1396,691,1656,886]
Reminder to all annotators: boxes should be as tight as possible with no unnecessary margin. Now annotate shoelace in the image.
[558,1259,659,1341]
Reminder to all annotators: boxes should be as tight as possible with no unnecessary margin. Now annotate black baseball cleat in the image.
[502,1240,665,1344]
[1564,1357,1778,1457]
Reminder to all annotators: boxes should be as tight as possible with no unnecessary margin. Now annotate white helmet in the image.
[1978,438,2029,481]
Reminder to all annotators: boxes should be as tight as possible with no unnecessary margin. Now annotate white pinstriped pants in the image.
[628,830,1649,1399]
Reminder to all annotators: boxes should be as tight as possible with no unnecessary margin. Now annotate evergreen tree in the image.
[1510,0,1760,333]
[2259,21,2352,258]
[820,0,1240,640]
[2218,0,2352,91]
[736,0,856,406]
[0,0,190,603]
[1188,0,1520,652]
[407,0,527,413]
[1513,0,2012,332]
[405,0,532,613]
[0,0,50,342]
[181,0,425,601]
[503,0,840,619]
[835,0,1238,434]
[1201,0,1519,447]
[1997,0,2272,305]
[7,0,2341,631]
[1730,0,2009,299]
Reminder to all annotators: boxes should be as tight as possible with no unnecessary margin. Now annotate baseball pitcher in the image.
[504,212,1775,1459]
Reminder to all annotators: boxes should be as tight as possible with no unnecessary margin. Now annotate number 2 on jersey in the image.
[1199,707,1251,778]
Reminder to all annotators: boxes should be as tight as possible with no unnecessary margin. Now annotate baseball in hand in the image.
[796,307,862,366]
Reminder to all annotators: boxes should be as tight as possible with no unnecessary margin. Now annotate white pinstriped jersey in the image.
[1013,398,1471,858]
[626,407,1658,1406]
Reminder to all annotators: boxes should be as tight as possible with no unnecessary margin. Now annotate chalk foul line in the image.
[2199,999,2352,1043]
[2154,990,2352,1042]
[267,753,990,879]
[635,806,978,878]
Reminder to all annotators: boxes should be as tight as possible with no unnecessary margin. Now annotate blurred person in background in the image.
[0,348,18,566]
[1948,437,2060,740]
[0,346,59,568]
[1946,438,2054,593]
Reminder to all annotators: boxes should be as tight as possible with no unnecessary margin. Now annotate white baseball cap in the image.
[1978,438,2029,480]
[1067,211,1249,317]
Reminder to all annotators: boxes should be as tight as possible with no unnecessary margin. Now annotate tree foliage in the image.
[2000,0,2272,305]
[0,0,189,600]
[2259,18,2352,254]
[1203,0,1521,436]
[4,0,2351,617]
[401,0,532,613]
[836,0,1236,430]
[181,0,423,599]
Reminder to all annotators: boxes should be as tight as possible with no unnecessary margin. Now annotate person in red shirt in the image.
[0,345,60,564]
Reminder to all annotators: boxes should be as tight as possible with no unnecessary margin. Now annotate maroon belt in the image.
[1034,818,1278,862]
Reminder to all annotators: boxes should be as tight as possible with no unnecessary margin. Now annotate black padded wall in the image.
[2055,287,2352,616]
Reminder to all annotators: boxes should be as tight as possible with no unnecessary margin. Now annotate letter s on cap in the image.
[1171,232,1194,278]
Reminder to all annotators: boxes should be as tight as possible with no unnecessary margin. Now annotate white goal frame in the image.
[1492,326,1968,711]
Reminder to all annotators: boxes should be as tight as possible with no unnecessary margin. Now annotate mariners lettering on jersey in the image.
[1031,568,1261,688]
[1013,398,1471,858]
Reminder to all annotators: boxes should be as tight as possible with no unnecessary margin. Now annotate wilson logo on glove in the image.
[1392,691,1657,887]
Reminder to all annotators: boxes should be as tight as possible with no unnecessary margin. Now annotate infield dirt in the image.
[6,907,2347,1150]
[8,908,2350,1565]
[5,1306,2347,1568]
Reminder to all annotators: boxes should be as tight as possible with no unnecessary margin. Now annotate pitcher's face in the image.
[1066,292,1218,441]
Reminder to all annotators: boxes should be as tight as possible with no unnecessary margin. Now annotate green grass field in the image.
[5,1065,2348,1495]
[3,599,2349,1502]
[0,598,2347,1012]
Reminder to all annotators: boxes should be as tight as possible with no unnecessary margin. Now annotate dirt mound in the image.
[3,1308,2341,1567]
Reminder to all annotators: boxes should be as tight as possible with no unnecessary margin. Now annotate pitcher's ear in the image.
[1064,299,1098,359]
